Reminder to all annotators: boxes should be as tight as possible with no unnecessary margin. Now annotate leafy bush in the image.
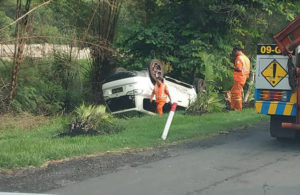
[206,92,227,113]
[51,52,84,111]
[67,104,123,136]
[9,85,64,115]
[0,60,12,113]
[0,11,14,41]
[186,91,226,115]
[1,54,92,115]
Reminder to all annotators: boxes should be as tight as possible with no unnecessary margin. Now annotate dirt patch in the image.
[0,123,264,193]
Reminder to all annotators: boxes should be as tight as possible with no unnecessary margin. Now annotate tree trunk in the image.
[90,0,121,104]
[91,46,115,104]
[9,0,32,102]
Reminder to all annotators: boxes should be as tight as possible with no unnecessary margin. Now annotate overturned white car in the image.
[102,60,200,114]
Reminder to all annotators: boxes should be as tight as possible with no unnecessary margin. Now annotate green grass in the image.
[0,109,268,170]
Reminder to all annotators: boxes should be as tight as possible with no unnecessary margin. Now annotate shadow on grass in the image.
[56,123,125,137]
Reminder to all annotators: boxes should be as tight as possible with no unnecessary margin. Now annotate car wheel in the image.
[148,59,164,83]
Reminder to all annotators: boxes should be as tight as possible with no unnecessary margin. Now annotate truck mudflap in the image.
[255,101,296,116]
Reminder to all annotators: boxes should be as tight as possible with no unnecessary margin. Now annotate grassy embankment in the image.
[0,109,268,170]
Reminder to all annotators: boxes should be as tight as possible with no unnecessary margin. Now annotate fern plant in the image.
[186,91,225,115]
[206,92,226,113]
[69,104,114,135]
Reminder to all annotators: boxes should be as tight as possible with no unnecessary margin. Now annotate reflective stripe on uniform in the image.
[233,98,242,101]
[154,83,167,100]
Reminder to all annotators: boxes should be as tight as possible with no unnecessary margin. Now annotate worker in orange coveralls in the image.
[230,46,250,111]
[150,77,172,115]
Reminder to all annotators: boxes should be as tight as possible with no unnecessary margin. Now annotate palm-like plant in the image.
[69,104,113,135]
[186,92,225,115]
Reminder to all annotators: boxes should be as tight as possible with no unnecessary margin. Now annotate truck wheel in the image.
[270,115,296,139]
[148,59,164,83]
[193,78,207,95]
[287,58,297,90]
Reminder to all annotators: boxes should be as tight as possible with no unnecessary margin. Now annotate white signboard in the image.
[255,44,292,90]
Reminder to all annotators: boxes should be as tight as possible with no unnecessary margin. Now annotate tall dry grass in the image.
[0,112,49,131]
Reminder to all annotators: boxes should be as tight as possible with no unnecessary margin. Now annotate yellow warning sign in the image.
[262,60,287,87]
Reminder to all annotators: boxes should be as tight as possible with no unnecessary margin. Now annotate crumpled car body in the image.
[102,70,197,115]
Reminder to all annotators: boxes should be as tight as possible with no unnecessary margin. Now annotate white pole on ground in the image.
[162,103,177,140]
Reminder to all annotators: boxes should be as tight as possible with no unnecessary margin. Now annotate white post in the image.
[162,103,177,140]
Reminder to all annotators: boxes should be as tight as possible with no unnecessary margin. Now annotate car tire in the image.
[148,59,164,83]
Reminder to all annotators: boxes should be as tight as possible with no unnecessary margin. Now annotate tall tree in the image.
[90,0,121,103]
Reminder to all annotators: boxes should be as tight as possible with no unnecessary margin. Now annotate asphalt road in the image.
[48,122,300,195]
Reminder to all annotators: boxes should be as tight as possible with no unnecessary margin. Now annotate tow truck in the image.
[255,16,300,139]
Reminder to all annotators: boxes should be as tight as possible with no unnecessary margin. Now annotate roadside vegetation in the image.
[0,1,299,114]
[0,1,297,170]
[0,109,267,170]
[66,104,123,136]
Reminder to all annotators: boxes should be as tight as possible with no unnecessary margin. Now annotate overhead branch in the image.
[0,0,54,35]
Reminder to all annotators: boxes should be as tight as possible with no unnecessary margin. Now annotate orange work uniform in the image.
[231,54,250,111]
[153,83,169,115]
